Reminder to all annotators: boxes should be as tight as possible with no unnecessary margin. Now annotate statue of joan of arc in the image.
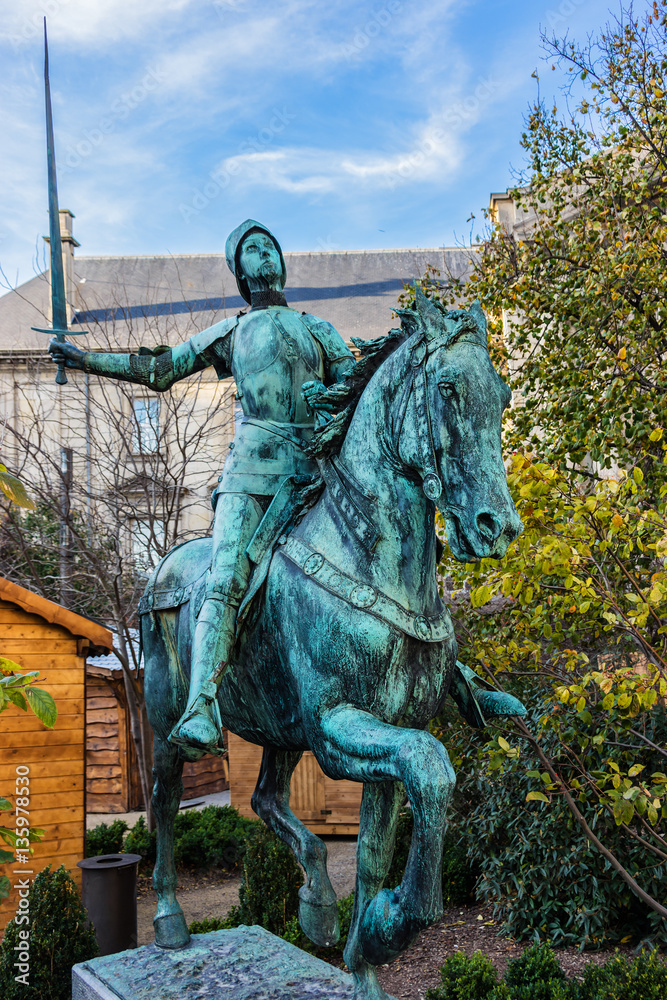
[51,218,507,756]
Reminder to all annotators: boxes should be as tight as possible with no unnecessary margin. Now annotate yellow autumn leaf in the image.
[526,791,549,803]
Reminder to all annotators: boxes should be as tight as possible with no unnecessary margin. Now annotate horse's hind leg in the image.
[251,747,339,947]
[152,734,189,948]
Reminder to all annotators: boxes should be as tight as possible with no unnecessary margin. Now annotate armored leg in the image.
[168,493,264,755]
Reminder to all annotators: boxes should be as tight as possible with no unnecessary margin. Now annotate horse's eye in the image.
[438,382,456,400]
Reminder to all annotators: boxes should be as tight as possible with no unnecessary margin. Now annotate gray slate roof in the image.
[0,248,474,353]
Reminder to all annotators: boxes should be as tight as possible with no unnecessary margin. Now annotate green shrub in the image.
[0,865,98,1000]
[123,815,156,868]
[426,943,667,1000]
[172,805,257,869]
[384,808,478,906]
[425,950,499,1000]
[503,942,567,1000]
[188,909,242,934]
[450,706,667,949]
[576,948,667,1000]
[85,819,128,858]
[236,823,303,936]
[125,806,258,873]
[188,822,303,936]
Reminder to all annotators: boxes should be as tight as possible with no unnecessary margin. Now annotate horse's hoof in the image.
[352,964,397,1000]
[154,911,190,949]
[298,886,340,947]
[359,889,418,965]
[477,689,527,719]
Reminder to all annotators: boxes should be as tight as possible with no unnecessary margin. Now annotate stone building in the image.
[0,211,473,563]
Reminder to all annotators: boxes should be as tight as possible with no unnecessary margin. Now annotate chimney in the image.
[45,208,80,325]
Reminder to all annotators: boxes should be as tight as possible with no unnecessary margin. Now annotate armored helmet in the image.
[225,219,287,304]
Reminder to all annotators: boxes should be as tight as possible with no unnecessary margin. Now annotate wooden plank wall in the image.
[86,674,128,814]
[86,668,229,814]
[228,731,361,835]
[0,600,86,933]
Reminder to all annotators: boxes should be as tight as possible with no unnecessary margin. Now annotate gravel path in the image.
[137,836,358,946]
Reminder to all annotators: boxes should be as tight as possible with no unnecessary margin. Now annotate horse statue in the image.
[141,289,524,1000]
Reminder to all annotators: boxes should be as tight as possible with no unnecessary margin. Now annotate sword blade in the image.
[43,19,68,384]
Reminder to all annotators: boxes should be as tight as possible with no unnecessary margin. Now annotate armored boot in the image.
[168,596,238,756]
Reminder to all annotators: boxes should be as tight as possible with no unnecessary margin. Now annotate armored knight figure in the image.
[50,219,518,757]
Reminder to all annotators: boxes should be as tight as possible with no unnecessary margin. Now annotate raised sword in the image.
[31,19,86,384]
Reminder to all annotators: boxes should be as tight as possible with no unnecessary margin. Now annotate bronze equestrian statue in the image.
[51,221,524,1000]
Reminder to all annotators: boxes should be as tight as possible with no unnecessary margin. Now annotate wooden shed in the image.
[228,731,362,834]
[0,578,113,933]
[86,657,229,814]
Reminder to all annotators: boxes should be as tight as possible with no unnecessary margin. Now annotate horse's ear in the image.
[414,282,443,340]
[468,300,488,346]
[394,307,420,339]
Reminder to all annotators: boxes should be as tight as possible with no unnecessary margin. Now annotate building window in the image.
[132,398,160,454]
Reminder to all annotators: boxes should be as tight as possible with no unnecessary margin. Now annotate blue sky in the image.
[1,0,622,288]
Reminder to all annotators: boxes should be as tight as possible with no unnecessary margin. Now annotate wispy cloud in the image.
[0,0,621,286]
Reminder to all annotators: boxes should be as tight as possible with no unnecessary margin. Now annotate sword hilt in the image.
[32,327,87,387]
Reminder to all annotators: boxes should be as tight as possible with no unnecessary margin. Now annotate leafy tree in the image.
[399,0,667,935]
[0,297,233,828]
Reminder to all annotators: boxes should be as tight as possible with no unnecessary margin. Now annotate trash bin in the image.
[77,853,142,956]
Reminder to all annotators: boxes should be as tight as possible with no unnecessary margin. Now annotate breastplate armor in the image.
[231,307,324,424]
[217,307,324,498]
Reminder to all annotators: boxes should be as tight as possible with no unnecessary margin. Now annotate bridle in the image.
[410,336,444,503]
[404,328,490,505]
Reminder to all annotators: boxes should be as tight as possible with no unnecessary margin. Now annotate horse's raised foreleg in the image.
[152,734,189,949]
[251,747,339,947]
[315,706,455,974]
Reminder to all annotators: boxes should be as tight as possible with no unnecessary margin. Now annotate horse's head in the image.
[395,287,523,561]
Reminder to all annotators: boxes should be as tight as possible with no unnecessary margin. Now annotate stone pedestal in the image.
[72,926,357,999]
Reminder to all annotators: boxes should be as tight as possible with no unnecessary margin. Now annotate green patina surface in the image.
[53,221,525,1000]
[74,927,377,1000]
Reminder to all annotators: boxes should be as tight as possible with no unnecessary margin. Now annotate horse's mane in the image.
[304,325,408,460]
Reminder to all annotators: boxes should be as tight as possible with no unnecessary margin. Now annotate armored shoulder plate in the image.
[189,315,239,359]
[300,314,353,363]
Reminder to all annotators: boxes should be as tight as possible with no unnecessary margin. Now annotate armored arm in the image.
[49,316,237,391]
[82,341,208,391]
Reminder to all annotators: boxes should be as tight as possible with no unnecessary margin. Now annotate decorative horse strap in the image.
[410,337,444,502]
[318,456,379,550]
[279,535,454,643]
